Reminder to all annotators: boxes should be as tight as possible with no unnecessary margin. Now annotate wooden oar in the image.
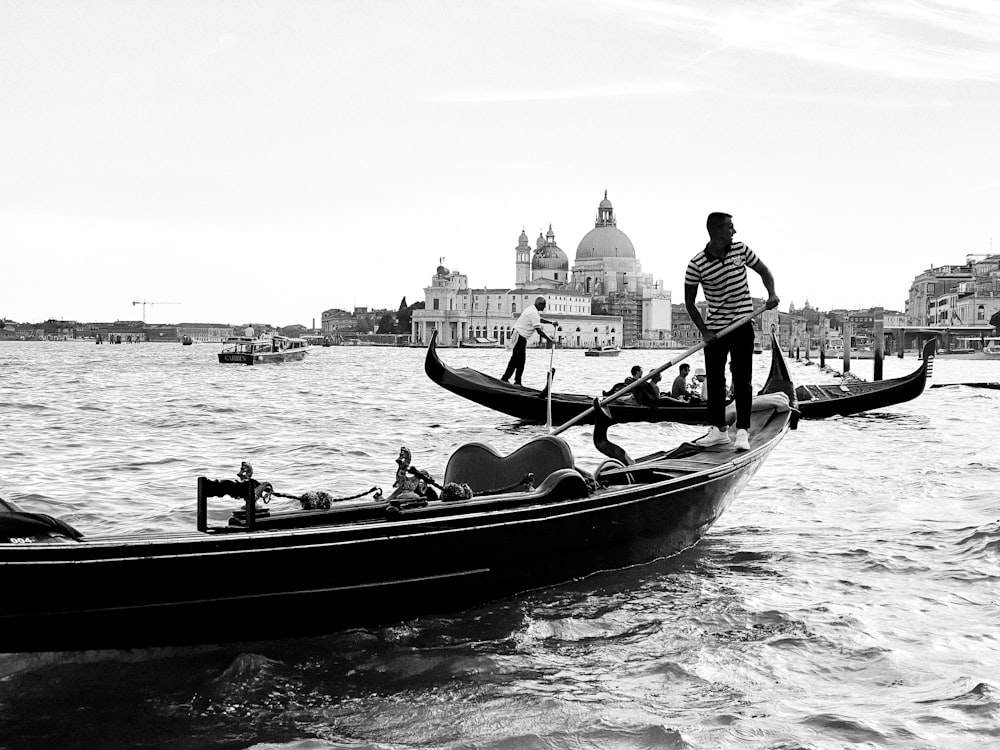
[550,304,769,436]
[545,343,556,430]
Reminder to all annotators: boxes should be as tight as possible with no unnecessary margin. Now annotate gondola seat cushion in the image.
[444,435,576,493]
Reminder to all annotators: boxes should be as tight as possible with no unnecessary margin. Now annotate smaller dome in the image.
[436,264,449,276]
[532,246,569,270]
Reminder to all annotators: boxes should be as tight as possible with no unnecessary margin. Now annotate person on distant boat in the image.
[687,368,707,401]
[685,212,779,451]
[501,296,554,386]
[603,365,643,396]
[245,325,255,338]
[670,363,692,401]
[631,372,664,406]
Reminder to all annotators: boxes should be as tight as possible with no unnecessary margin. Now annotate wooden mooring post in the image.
[843,322,852,374]
[873,309,884,381]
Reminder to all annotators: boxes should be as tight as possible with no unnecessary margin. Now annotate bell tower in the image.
[515,228,531,286]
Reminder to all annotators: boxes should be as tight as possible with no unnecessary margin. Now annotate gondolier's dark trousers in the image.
[502,334,529,384]
[705,322,756,430]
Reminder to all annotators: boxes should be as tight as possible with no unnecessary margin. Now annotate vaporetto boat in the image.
[217,334,309,364]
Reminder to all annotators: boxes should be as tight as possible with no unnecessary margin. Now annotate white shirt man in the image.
[501,297,554,385]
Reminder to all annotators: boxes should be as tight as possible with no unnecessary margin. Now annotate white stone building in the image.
[411,192,672,347]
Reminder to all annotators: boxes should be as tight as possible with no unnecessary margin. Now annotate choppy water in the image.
[1,340,999,750]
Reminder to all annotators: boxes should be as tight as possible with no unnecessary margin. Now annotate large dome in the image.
[575,191,636,260]
[576,226,635,260]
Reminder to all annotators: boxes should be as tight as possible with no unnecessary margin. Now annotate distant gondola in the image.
[424,332,935,423]
[792,338,935,418]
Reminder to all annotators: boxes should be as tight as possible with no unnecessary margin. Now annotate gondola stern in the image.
[761,332,798,419]
[424,329,447,383]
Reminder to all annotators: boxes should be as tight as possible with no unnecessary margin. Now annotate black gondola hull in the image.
[424,332,934,424]
[1,417,785,652]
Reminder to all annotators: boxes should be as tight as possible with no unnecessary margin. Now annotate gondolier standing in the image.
[685,212,779,451]
[501,296,555,385]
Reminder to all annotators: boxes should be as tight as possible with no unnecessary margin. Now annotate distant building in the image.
[411,263,621,348]
[900,254,1000,349]
[320,309,356,337]
[411,192,681,347]
[172,323,240,343]
[570,192,672,343]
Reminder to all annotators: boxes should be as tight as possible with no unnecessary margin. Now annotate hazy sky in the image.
[2,0,998,326]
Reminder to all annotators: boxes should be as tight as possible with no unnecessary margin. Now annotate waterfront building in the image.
[174,323,233,343]
[904,255,1000,326]
[411,263,621,348]
[412,192,675,348]
[320,309,358,337]
[900,254,1000,349]
[570,192,672,343]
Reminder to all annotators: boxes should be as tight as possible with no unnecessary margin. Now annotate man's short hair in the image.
[630,365,643,377]
[706,212,732,234]
[679,363,690,373]
[534,296,546,308]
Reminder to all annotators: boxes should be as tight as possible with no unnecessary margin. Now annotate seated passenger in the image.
[603,364,644,396]
[632,372,662,407]
[689,367,708,402]
[670,363,691,401]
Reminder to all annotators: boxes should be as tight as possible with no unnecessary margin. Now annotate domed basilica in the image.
[516,191,662,300]
[412,192,672,350]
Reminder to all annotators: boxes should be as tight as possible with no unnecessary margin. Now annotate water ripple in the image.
[3,343,1000,748]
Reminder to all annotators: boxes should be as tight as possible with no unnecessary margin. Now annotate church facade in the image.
[411,193,673,348]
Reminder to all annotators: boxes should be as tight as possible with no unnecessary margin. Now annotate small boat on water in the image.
[181,335,194,346]
[425,332,935,423]
[218,335,309,365]
[584,345,620,357]
[459,337,501,348]
[0,378,795,652]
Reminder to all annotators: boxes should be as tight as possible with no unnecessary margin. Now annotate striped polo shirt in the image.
[684,241,759,331]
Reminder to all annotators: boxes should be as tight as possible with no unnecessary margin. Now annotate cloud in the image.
[432,79,691,104]
[696,0,1000,83]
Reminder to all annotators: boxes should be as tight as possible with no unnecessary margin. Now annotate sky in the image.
[2,0,998,327]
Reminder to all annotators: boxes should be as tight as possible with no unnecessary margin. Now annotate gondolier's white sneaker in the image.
[734,429,750,452]
[693,426,731,447]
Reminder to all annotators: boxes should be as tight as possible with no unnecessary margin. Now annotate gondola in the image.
[0,373,795,653]
[792,338,935,418]
[425,332,935,423]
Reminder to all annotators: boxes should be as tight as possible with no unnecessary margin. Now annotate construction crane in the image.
[132,300,180,323]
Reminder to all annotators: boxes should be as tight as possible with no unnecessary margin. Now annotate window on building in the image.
[978,305,985,321]
[433,299,440,310]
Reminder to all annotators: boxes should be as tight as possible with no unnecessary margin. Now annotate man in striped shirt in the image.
[684,212,779,451]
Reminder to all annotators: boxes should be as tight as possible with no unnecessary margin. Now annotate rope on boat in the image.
[235,461,383,509]
[231,443,541,517]
[406,466,534,502]
[268,486,384,509]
